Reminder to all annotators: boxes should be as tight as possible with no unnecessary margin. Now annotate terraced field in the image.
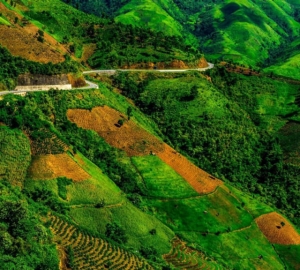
[25,129,69,156]
[163,238,220,269]
[49,215,153,270]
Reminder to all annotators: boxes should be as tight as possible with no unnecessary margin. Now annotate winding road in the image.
[0,63,214,96]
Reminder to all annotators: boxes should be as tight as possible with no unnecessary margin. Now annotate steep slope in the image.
[0,0,203,77]
[192,0,300,67]
[115,0,183,36]
[0,1,67,63]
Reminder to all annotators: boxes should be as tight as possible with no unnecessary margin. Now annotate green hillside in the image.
[62,0,300,77]
[115,0,183,36]
[0,69,299,268]
[0,0,300,269]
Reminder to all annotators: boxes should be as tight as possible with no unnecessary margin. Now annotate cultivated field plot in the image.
[49,215,153,270]
[28,153,90,181]
[256,212,300,245]
[0,126,31,186]
[0,1,68,63]
[146,186,252,233]
[184,223,285,270]
[157,143,222,194]
[70,203,174,254]
[224,184,274,218]
[131,155,198,198]
[25,129,69,156]
[274,244,300,270]
[25,152,122,205]
[68,106,223,194]
[66,152,122,205]
[67,106,165,156]
[163,238,221,270]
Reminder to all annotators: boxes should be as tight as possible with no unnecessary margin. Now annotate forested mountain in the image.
[0,0,299,269]
[64,0,300,78]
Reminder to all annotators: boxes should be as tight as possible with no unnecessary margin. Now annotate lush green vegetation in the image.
[63,0,300,73]
[274,244,300,270]
[0,0,300,268]
[0,126,31,186]
[131,155,198,198]
[113,69,300,226]
[88,24,201,68]
[0,181,59,269]
[0,46,78,89]
[62,0,130,17]
[146,187,253,233]
[181,223,284,270]
[0,77,297,268]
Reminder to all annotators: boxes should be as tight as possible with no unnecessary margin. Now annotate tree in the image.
[105,222,127,244]
[117,119,124,127]
[127,107,133,120]
[190,85,198,100]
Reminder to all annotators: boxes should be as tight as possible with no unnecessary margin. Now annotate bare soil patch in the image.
[256,212,300,245]
[157,144,222,194]
[67,106,222,193]
[28,153,90,182]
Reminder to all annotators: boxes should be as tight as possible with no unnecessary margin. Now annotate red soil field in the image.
[67,106,223,194]
[256,212,300,245]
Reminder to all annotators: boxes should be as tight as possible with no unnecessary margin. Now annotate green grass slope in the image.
[114,69,300,227]
[1,71,299,269]
[186,0,300,70]
[0,126,31,186]
[131,155,198,198]
[115,0,183,36]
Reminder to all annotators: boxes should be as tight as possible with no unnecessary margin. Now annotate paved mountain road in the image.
[83,62,214,75]
[0,63,214,96]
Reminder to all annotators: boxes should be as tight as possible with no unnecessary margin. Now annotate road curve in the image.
[0,63,214,96]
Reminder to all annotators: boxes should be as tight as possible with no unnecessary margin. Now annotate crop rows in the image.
[157,143,222,194]
[49,215,153,269]
[25,129,69,156]
[256,212,300,245]
[163,238,220,270]
[67,106,164,156]
[28,153,89,181]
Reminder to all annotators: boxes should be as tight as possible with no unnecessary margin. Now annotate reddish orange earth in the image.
[67,106,223,194]
[256,212,300,245]
[28,153,90,182]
